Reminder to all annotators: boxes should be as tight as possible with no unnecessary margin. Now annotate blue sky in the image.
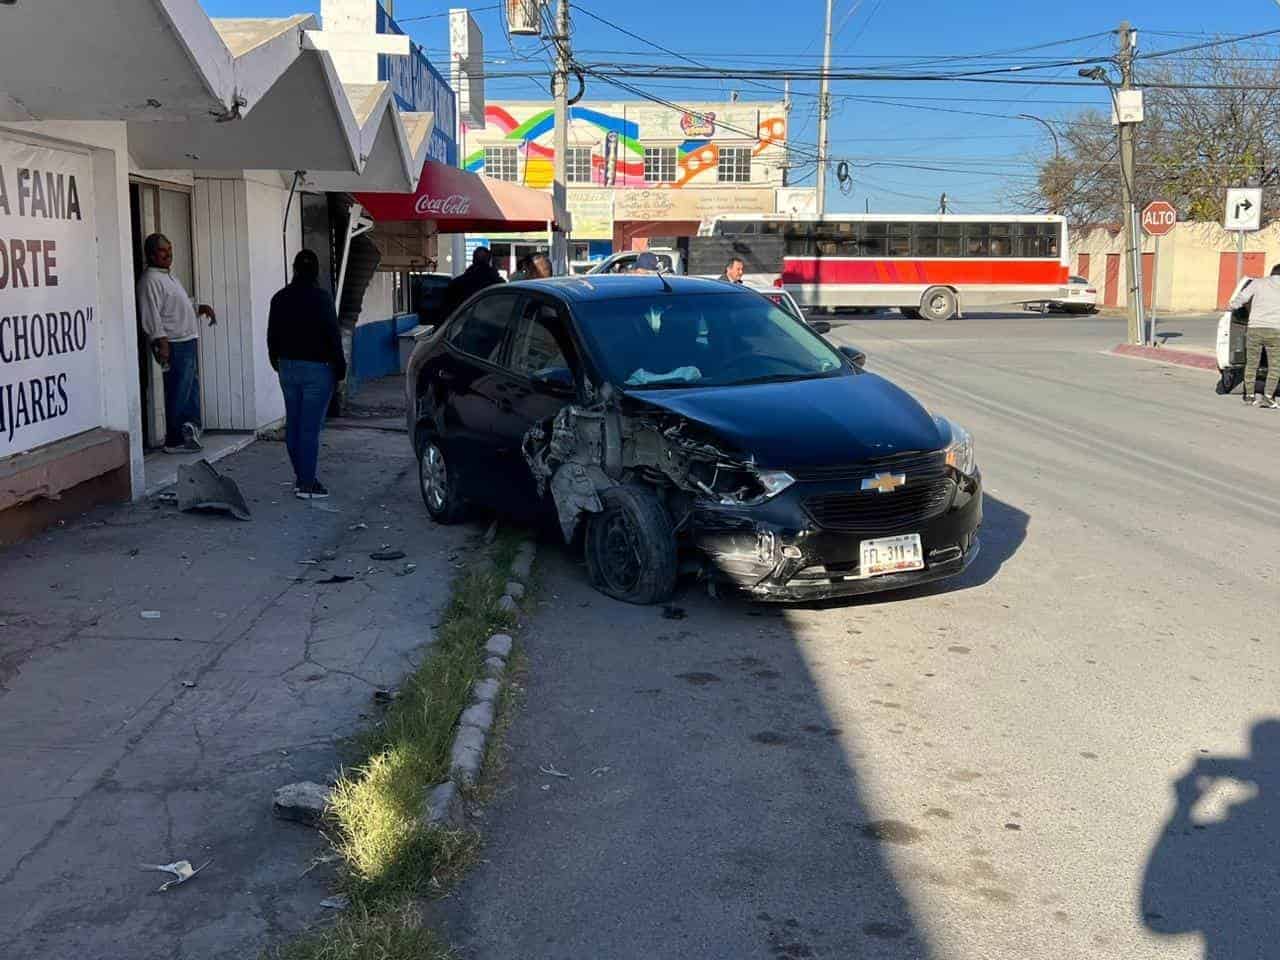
[202,0,1279,213]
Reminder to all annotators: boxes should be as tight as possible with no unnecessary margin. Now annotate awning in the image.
[355,159,566,234]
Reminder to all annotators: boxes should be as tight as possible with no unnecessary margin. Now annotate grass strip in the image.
[263,529,527,959]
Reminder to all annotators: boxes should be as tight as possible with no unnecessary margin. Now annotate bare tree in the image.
[1017,41,1280,224]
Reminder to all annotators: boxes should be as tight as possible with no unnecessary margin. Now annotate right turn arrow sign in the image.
[1225,187,1263,231]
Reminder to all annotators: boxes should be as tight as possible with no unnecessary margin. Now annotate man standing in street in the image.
[440,246,504,319]
[1228,264,1280,408]
[268,250,346,500]
[137,234,216,452]
[719,256,745,284]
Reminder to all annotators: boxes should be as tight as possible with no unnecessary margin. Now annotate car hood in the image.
[624,372,945,468]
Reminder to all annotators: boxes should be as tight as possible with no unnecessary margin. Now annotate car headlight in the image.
[705,467,796,505]
[934,416,977,476]
[752,469,796,501]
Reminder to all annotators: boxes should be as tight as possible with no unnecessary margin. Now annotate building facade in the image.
[461,100,796,263]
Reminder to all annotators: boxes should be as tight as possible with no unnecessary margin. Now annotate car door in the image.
[431,290,524,506]
[487,293,583,514]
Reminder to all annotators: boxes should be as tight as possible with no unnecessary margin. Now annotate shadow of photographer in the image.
[1142,719,1280,958]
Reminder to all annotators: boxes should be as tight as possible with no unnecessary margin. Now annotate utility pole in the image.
[782,77,791,187]
[1117,21,1144,345]
[816,0,834,217]
[550,0,570,274]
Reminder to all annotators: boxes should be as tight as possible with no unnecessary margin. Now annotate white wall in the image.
[244,172,301,430]
[357,271,396,326]
[0,120,143,496]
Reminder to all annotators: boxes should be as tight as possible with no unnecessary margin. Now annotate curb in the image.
[1110,343,1217,371]
[422,537,537,829]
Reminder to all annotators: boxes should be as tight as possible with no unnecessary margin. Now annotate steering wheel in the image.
[717,353,810,379]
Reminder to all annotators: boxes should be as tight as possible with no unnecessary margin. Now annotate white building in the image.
[0,0,454,542]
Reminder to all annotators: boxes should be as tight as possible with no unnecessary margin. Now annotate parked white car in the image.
[1035,275,1098,314]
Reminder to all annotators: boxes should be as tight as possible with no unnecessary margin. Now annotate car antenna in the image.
[656,266,673,293]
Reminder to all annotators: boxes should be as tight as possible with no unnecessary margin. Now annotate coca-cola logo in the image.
[414,193,472,216]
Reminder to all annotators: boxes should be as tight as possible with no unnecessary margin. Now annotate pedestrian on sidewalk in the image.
[267,249,347,499]
[1227,265,1280,409]
[440,246,504,318]
[137,234,217,453]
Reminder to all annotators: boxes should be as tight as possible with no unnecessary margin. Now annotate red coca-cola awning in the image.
[355,159,560,233]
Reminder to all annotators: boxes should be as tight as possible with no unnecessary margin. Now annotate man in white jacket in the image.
[1227,264,1280,408]
[136,234,216,451]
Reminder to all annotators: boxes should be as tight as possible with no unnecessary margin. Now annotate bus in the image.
[702,214,1069,320]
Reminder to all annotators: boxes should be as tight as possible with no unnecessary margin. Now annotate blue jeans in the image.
[278,358,334,487]
[163,339,202,447]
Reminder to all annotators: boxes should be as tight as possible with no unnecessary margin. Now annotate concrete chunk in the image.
[272,781,330,826]
[472,678,500,703]
[450,725,487,785]
[422,780,461,828]
[483,657,506,678]
[498,594,518,614]
[510,553,534,581]
[485,633,513,658]
[505,581,526,599]
[461,700,495,731]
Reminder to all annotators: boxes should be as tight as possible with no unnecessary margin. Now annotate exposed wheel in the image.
[418,436,466,524]
[920,286,958,322]
[899,307,921,319]
[584,484,677,605]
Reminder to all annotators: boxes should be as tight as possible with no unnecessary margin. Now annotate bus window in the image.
[783,220,814,257]
[914,223,940,257]
[759,221,781,235]
[720,221,748,236]
[887,223,912,257]
[964,223,990,257]
[939,222,963,257]
[990,223,1012,257]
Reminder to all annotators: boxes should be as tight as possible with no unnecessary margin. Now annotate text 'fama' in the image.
[0,165,83,221]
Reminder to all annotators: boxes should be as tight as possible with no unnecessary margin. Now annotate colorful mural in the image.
[464,101,786,191]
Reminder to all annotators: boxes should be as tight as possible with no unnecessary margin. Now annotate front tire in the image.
[418,436,466,524]
[920,286,957,321]
[584,484,677,605]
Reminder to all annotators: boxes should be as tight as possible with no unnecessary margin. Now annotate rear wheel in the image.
[419,437,466,524]
[920,286,958,321]
[584,484,677,605]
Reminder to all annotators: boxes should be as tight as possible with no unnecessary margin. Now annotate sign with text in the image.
[1225,188,1262,232]
[0,136,100,457]
[1141,200,1177,237]
[567,189,614,240]
[614,187,776,223]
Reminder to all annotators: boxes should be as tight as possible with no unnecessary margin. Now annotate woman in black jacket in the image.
[267,250,347,499]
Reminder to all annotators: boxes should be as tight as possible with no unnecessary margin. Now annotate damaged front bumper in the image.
[690,470,983,602]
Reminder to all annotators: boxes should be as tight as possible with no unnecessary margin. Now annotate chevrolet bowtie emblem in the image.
[861,472,907,494]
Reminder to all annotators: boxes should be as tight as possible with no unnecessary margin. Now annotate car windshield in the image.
[573,292,846,389]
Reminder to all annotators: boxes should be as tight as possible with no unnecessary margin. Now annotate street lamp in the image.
[1018,113,1060,159]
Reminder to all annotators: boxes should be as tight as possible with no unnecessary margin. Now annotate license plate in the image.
[859,534,924,578]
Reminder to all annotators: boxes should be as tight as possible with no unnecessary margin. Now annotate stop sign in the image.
[1142,200,1177,237]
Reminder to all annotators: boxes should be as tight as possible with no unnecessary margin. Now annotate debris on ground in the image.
[662,605,687,620]
[590,765,612,776]
[538,764,572,779]
[317,575,355,585]
[140,610,162,620]
[140,858,211,892]
[177,459,251,520]
[272,781,331,826]
[369,549,406,561]
[393,562,417,577]
[318,894,350,910]
[372,689,397,704]
[483,520,498,544]
[180,681,196,688]
[348,522,368,531]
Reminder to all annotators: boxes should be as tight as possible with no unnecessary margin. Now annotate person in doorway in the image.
[267,249,347,500]
[440,246,504,318]
[137,233,216,453]
[719,256,745,284]
[1227,264,1280,408]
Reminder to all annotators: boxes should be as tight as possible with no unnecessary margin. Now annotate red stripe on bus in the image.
[782,258,1068,286]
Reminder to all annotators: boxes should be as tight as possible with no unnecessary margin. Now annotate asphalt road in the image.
[434,311,1279,960]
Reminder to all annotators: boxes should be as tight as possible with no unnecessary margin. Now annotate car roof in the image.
[505,274,752,302]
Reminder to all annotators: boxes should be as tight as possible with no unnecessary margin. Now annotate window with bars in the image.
[643,146,677,183]
[484,146,519,182]
[566,147,594,183]
[717,146,753,183]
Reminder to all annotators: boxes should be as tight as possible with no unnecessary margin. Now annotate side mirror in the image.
[808,319,832,335]
[839,345,867,369]
[531,367,576,395]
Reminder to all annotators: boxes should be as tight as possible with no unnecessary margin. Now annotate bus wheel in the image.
[920,287,957,321]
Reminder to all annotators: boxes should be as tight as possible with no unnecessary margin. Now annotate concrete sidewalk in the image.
[0,417,475,958]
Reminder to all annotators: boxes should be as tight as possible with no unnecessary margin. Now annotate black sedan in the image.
[405,275,981,603]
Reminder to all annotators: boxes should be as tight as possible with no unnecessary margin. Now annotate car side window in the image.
[509,300,574,378]
[448,292,520,363]
[608,257,635,274]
